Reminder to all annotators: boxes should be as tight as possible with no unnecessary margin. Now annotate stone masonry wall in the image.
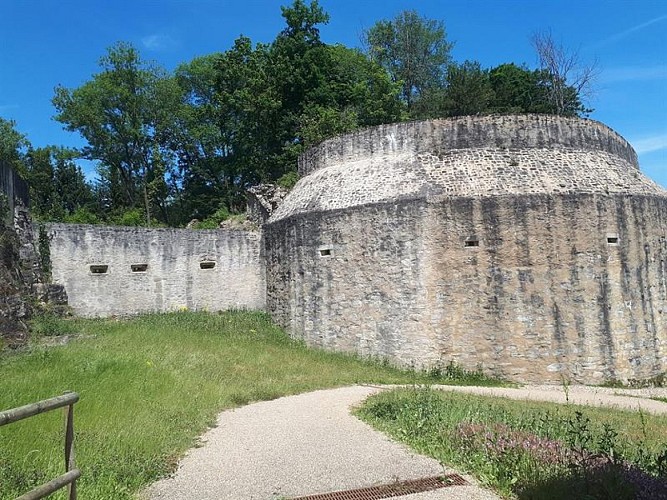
[422,194,667,383]
[275,148,661,222]
[0,161,29,226]
[47,224,265,317]
[298,115,639,177]
[265,194,667,384]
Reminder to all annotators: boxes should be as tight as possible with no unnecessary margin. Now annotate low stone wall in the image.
[47,224,265,317]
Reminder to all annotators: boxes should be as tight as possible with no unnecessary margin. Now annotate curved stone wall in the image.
[265,115,667,384]
[297,115,639,177]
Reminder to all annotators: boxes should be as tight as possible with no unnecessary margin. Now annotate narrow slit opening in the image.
[320,248,332,257]
[131,264,148,272]
[465,239,479,248]
[90,265,108,274]
[200,261,216,269]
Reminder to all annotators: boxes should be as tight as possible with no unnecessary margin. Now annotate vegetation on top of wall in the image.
[0,192,9,224]
[1,1,594,229]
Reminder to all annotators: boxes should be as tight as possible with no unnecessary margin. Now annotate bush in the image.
[109,208,145,227]
[277,171,299,190]
[193,205,231,229]
[63,207,101,224]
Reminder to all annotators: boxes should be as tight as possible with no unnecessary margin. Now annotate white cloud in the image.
[601,65,667,83]
[141,34,176,51]
[593,14,667,48]
[630,133,667,154]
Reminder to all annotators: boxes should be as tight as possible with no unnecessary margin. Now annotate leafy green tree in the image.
[489,63,547,114]
[170,1,403,221]
[52,149,96,217]
[24,147,95,221]
[173,38,280,220]
[488,62,588,117]
[412,60,493,119]
[270,2,403,174]
[363,10,453,111]
[442,61,493,117]
[0,117,29,174]
[23,147,54,217]
[298,44,404,145]
[52,42,181,223]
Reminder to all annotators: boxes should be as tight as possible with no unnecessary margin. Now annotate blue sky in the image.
[1,0,665,186]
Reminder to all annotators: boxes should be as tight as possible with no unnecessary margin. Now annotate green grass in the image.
[356,388,667,499]
[0,311,502,499]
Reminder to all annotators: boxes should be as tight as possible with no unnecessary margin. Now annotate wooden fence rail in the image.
[0,392,80,500]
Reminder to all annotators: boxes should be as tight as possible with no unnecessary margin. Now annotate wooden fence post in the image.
[64,395,77,500]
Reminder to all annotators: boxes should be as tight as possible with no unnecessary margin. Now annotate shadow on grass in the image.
[516,463,667,500]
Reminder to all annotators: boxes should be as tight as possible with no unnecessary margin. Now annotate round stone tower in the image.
[263,114,667,384]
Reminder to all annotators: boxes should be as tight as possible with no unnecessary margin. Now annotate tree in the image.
[363,10,453,111]
[489,63,550,114]
[52,42,182,223]
[0,117,29,174]
[412,60,493,119]
[173,38,281,219]
[531,30,596,116]
[24,147,95,221]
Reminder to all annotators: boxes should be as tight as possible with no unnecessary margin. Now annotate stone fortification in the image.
[277,115,658,222]
[265,115,667,384]
[0,161,29,226]
[47,224,265,317]
[297,115,639,177]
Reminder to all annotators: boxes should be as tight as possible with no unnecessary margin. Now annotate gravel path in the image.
[428,384,667,415]
[143,383,666,500]
[143,385,498,500]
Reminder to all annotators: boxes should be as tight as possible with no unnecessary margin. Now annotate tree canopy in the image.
[363,10,453,111]
[3,1,595,227]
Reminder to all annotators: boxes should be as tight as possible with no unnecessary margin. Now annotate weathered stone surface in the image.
[247,184,289,225]
[47,224,265,317]
[265,115,667,384]
[0,205,68,347]
[0,161,29,226]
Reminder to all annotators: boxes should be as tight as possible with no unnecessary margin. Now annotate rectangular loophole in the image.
[200,261,216,269]
[607,236,619,245]
[320,248,332,257]
[90,265,108,274]
[465,239,479,248]
[131,264,148,273]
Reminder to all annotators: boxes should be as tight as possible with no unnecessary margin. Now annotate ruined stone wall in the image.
[0,161,29,226]
[47,224,265,317]
[265,194,667,384]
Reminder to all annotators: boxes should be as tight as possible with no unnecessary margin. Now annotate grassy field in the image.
[0,311,499,499]
[357,387,667,499]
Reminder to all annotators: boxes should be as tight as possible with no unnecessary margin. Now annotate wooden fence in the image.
[0,392,80,500]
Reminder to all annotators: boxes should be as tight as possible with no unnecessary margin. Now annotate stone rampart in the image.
[298,115,639,177]
[266,115,667,384]
[47,224,265,317]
